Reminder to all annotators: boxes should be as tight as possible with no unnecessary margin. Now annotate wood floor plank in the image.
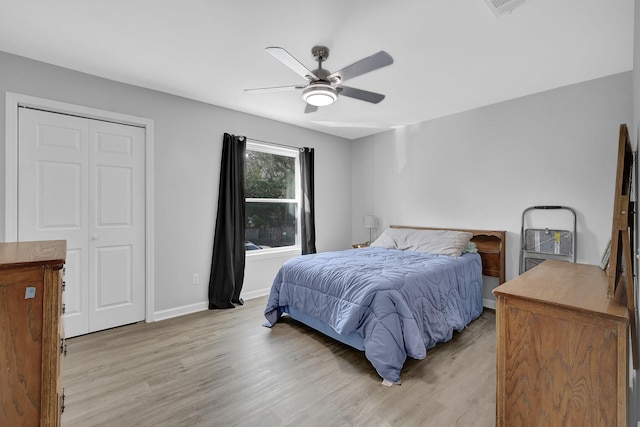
[62,296,496,426]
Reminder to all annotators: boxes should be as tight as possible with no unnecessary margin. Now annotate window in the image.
[245,141,300,252]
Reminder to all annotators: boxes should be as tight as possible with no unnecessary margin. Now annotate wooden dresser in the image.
[493,260,628,426]
[0,240,67,427]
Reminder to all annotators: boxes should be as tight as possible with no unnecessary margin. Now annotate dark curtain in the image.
[208,133,246,309]
[300,147,317,255]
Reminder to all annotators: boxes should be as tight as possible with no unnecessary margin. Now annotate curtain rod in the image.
[245,137,304,151]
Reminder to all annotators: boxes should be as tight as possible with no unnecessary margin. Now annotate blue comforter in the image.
[264,247,483,383]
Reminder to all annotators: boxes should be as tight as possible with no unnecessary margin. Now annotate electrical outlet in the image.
[192,273,200,285]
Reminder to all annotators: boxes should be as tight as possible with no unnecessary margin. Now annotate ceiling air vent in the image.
[484,0,533,17]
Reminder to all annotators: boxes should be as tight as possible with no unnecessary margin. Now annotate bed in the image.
[263,226,506,385]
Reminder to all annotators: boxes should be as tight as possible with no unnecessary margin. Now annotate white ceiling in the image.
[0,0,634,139]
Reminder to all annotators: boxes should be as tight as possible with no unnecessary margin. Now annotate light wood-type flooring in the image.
[63,296,496,426]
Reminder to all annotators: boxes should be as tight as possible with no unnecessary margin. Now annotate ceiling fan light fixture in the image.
[302,83,337,107]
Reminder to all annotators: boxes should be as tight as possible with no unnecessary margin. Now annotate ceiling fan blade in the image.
[337,85,386,104]
[265,47,319,81]
[304,104,319,114]
[244,85,305,94]
[328,51,393,83]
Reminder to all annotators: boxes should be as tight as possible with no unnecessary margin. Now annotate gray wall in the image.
[352,69,636,423]
[0,50,353,316]
[2,21,639,423]
[351,72,633,304]
[2,40,638,425]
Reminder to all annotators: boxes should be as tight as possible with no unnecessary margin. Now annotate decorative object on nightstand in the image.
[363,215,378,245]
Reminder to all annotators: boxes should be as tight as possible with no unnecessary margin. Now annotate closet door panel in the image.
[18,108,90,337]
[89,120,145,332]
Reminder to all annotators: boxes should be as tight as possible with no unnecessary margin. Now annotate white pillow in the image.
[370,228,473,257]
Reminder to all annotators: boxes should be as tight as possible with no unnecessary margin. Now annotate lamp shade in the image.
[362,215,377,228]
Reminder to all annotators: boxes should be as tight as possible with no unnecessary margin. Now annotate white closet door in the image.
[18,108,145,337]
[88,120,145,332]
[18,109,90,336]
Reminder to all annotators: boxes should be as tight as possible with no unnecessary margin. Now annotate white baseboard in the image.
[483,298,496,310]
[153,301,208,322]
[153,290,488,322]
[152,289,270,322]
[241,288,271,301]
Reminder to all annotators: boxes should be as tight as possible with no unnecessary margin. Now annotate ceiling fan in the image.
[244,46,393,113]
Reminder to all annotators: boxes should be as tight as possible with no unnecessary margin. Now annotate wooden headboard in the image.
[390,225,506,284]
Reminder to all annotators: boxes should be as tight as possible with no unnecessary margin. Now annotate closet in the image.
[17,107,145,337]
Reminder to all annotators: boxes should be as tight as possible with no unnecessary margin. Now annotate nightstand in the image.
[352,243,369,248]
